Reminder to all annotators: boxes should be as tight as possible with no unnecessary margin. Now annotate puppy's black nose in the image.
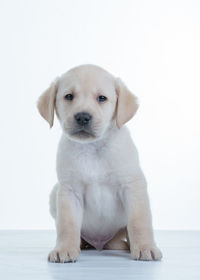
[74,112,92,126]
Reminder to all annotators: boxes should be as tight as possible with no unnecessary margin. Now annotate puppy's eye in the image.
[64,94,74,101]
[97,95,107,102]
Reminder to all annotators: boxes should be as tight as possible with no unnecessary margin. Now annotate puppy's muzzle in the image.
[74,112,92,126]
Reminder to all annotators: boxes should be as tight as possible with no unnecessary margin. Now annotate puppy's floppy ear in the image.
[37,79,58,128]
[115,78,139,129]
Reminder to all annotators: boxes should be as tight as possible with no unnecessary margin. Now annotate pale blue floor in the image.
[0,231,200,280]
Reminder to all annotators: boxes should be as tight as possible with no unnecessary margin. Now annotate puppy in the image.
[37,64,162,263]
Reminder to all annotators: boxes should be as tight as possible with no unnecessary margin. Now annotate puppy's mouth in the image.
[70,128,96,139]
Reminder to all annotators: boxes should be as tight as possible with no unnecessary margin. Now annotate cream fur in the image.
[37,64,162,263]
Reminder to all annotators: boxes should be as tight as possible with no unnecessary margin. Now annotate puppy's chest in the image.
[70,150,125,214]
[71,148,115,184]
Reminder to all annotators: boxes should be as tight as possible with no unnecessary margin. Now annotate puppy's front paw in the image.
[48,246,80,263]
[131,244,162,261]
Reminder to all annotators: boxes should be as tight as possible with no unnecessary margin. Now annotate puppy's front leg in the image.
[127,179,162,261]
[48,186,82,263]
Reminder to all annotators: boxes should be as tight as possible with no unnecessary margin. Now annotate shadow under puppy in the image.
[37,64,162,263]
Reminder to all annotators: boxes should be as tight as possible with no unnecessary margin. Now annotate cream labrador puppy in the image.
[37,64,162,263]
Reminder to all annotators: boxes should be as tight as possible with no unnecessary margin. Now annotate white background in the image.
[0,0,199,230]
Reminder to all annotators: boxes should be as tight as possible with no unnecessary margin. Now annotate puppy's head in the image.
[37,65,138,143]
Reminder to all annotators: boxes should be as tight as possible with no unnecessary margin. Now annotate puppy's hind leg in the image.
[49,183,59,219]
[104,229,129,250]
